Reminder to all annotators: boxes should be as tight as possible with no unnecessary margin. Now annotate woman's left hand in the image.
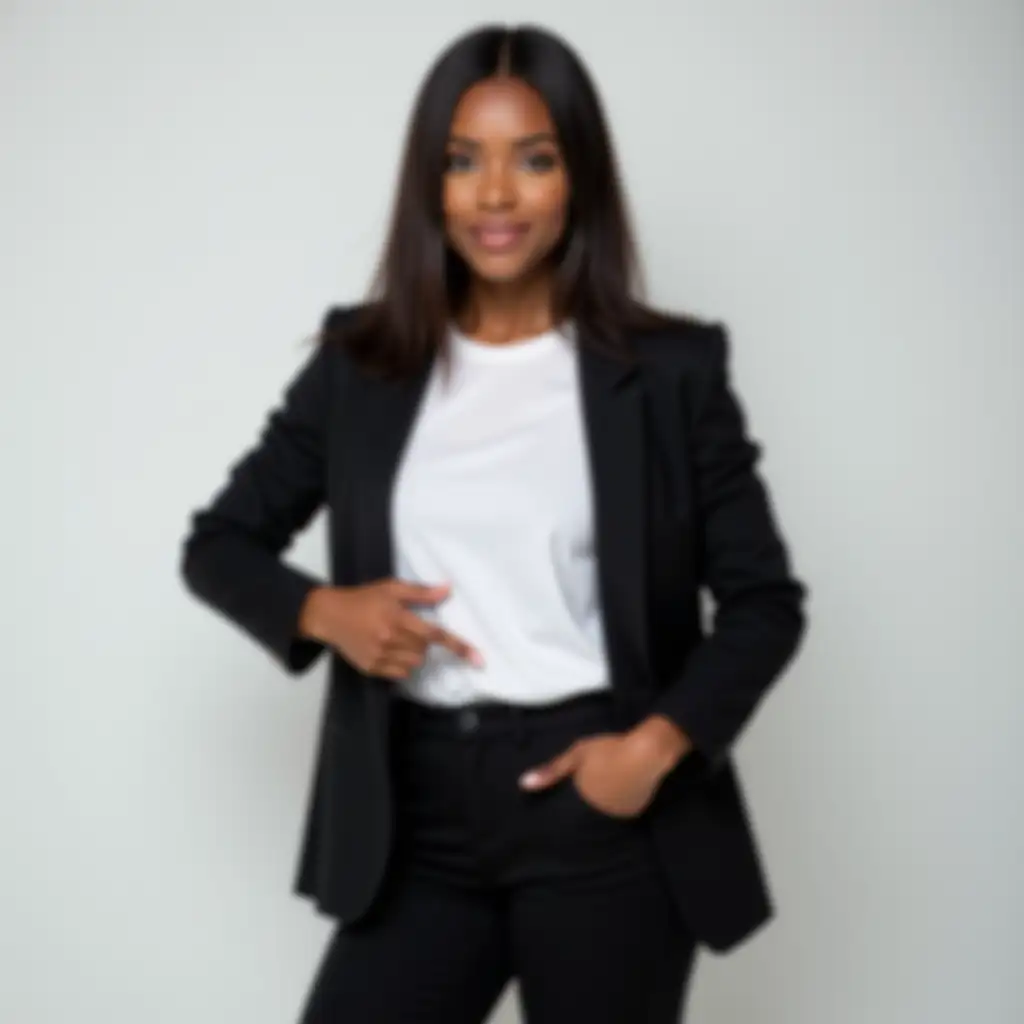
[518,725,685,818]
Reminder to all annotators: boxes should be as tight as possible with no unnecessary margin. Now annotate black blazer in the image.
[180,304,807,953]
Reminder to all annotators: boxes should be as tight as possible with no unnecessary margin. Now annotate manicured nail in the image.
[520,772,541,788]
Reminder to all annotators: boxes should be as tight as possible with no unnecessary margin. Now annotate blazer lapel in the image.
[343,328,652,702]
[347,357,435,587]
[576,333,652,697]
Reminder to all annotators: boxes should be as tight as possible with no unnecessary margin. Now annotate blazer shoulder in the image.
[634,310,728,374]
[308,300,373,374]
[318,300,371,334]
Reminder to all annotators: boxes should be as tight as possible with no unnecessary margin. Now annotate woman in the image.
[181,23,807,1024]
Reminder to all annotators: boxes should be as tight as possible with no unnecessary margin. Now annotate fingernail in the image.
[470,649,485,668]
[520,771,541,788]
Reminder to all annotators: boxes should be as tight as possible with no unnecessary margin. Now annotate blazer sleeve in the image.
[179,339,334,675]
[649,324,808,766]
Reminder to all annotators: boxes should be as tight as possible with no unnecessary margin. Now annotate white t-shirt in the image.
[390,320,612,708]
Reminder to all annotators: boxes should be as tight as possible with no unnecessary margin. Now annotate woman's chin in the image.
[465,253,542,285]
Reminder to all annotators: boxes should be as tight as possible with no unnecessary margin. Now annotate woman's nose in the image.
[477,161,516,207]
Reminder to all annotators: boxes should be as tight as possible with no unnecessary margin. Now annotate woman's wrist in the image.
[298,586,334,641]
[627,714,693,780]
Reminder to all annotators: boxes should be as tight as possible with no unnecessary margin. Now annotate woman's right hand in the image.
[297,579,482,681]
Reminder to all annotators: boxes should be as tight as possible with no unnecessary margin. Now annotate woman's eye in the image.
[525,152,558,171]
[444,152,473,172]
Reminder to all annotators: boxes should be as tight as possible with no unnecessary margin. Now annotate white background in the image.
[3,1,1021,1021]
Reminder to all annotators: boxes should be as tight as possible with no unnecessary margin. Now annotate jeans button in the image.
[457,708,480,732]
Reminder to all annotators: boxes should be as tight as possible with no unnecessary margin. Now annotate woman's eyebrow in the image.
[447,132,558,148]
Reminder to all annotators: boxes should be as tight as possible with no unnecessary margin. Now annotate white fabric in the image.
[390,321,612,707]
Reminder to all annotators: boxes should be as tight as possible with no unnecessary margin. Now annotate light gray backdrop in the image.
[3,1,1021,1021]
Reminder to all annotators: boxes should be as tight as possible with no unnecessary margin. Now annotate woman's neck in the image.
[456,268,557,343]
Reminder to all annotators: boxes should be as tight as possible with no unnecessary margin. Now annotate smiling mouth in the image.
[470,225,530,253]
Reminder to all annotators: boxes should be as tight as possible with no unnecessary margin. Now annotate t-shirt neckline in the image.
[450,322,572,362]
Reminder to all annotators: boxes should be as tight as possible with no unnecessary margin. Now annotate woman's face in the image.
[443,76,570,286]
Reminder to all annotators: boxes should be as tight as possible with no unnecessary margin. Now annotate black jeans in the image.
[297,689,699,1023]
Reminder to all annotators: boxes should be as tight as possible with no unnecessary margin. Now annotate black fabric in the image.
[180,307,808,954]
[297,693,699,1023]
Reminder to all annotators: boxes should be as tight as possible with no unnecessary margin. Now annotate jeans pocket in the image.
[565,775,631,824]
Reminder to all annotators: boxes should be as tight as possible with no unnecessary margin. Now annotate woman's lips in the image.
[470,225,530,253]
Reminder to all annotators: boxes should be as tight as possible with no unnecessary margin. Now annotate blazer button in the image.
[457,707,480,732]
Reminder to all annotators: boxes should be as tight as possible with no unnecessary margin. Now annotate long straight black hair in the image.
[321,23,683,379]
